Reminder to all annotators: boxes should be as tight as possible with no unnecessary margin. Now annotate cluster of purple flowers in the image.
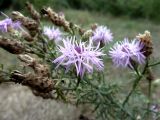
[0,12,146,79]
[0,18,21,32]
[53,25,146,78]
[53,37,105,77]
[43,26,62,42]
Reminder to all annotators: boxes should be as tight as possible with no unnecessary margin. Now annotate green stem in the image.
[109,96,135,119]
[122,75,142,107]
[85,79,135,119]
[146,67,153,119]
[76,75,81,87]
[123,60,148,107]
[147,79,152,120]
[148,61,160,67]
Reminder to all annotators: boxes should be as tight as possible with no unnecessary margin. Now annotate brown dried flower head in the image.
[0,36,24,54]
[10,55,55,98]
[136,31,153,57]
[11,71,55,93]
[91,23,98,31]
[11,11,39,37]
[18,54,50,77]
[41,7,70,32]
[25,2,41,22]
[22,32,34,42]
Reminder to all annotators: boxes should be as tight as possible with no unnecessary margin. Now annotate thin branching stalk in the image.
[123,59,149,107]
[147,78,152,120]
[148,61,160,67]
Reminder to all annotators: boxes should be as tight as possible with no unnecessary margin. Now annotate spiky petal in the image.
[109,38,146,68]
[53,37,105,78]
[43,26,62,42]
[91,26,113,45]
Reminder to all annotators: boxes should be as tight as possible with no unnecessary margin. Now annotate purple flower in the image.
[12,21,21,30]
[53,37,105,78]
[43,26,62,42]
[0,18,12,32]
[109,38,146,68]
[0,18,21,32]
[91,26,113,44]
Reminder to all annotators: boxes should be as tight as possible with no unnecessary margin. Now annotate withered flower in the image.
[136,31,153,57]
[0,36,24,54]
[11,11,39,37]
[25,2,41,22]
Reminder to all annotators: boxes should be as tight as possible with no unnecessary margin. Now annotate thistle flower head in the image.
[43,26,62,42]
[0,18,21,32]
[109,38,146,68]
[91,26,113,45]
[53,37,105,78]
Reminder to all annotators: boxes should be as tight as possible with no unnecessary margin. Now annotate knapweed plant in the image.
[0,2,159,120]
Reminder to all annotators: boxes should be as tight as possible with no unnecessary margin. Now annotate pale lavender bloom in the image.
[43,26,62,42]
[53,37,105,78]
[150,104,159,120]
[109,38,145,68]
[12,21,21,30]
[92,26,113,44]
[0,18,12,32]
[0,18,21,32]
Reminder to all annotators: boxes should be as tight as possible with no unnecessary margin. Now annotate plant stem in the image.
[76,75,81,87]
[122,60,148,107]
[122,75,142,107]
[147,78,152,120]
[148,61,160,67]
[146,67,154,119]
[109,96,135,119]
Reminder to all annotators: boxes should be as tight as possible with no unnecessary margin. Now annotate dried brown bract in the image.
[91,23,98,31]
[10,54,55,98]
[82,30,93,39]
[41,7,86,35]
[25,2,41,22]
[10,71,55,93]
[22,32,34,42]
[11,11,39,37]
[41,7,70,32]
[79,29,85,36]
[0,36,25,54]
[137,31,153,57]
[18,54,50,77]
[32,90,54,99]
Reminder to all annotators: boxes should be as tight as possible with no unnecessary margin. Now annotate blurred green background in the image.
[1,0,160,22]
